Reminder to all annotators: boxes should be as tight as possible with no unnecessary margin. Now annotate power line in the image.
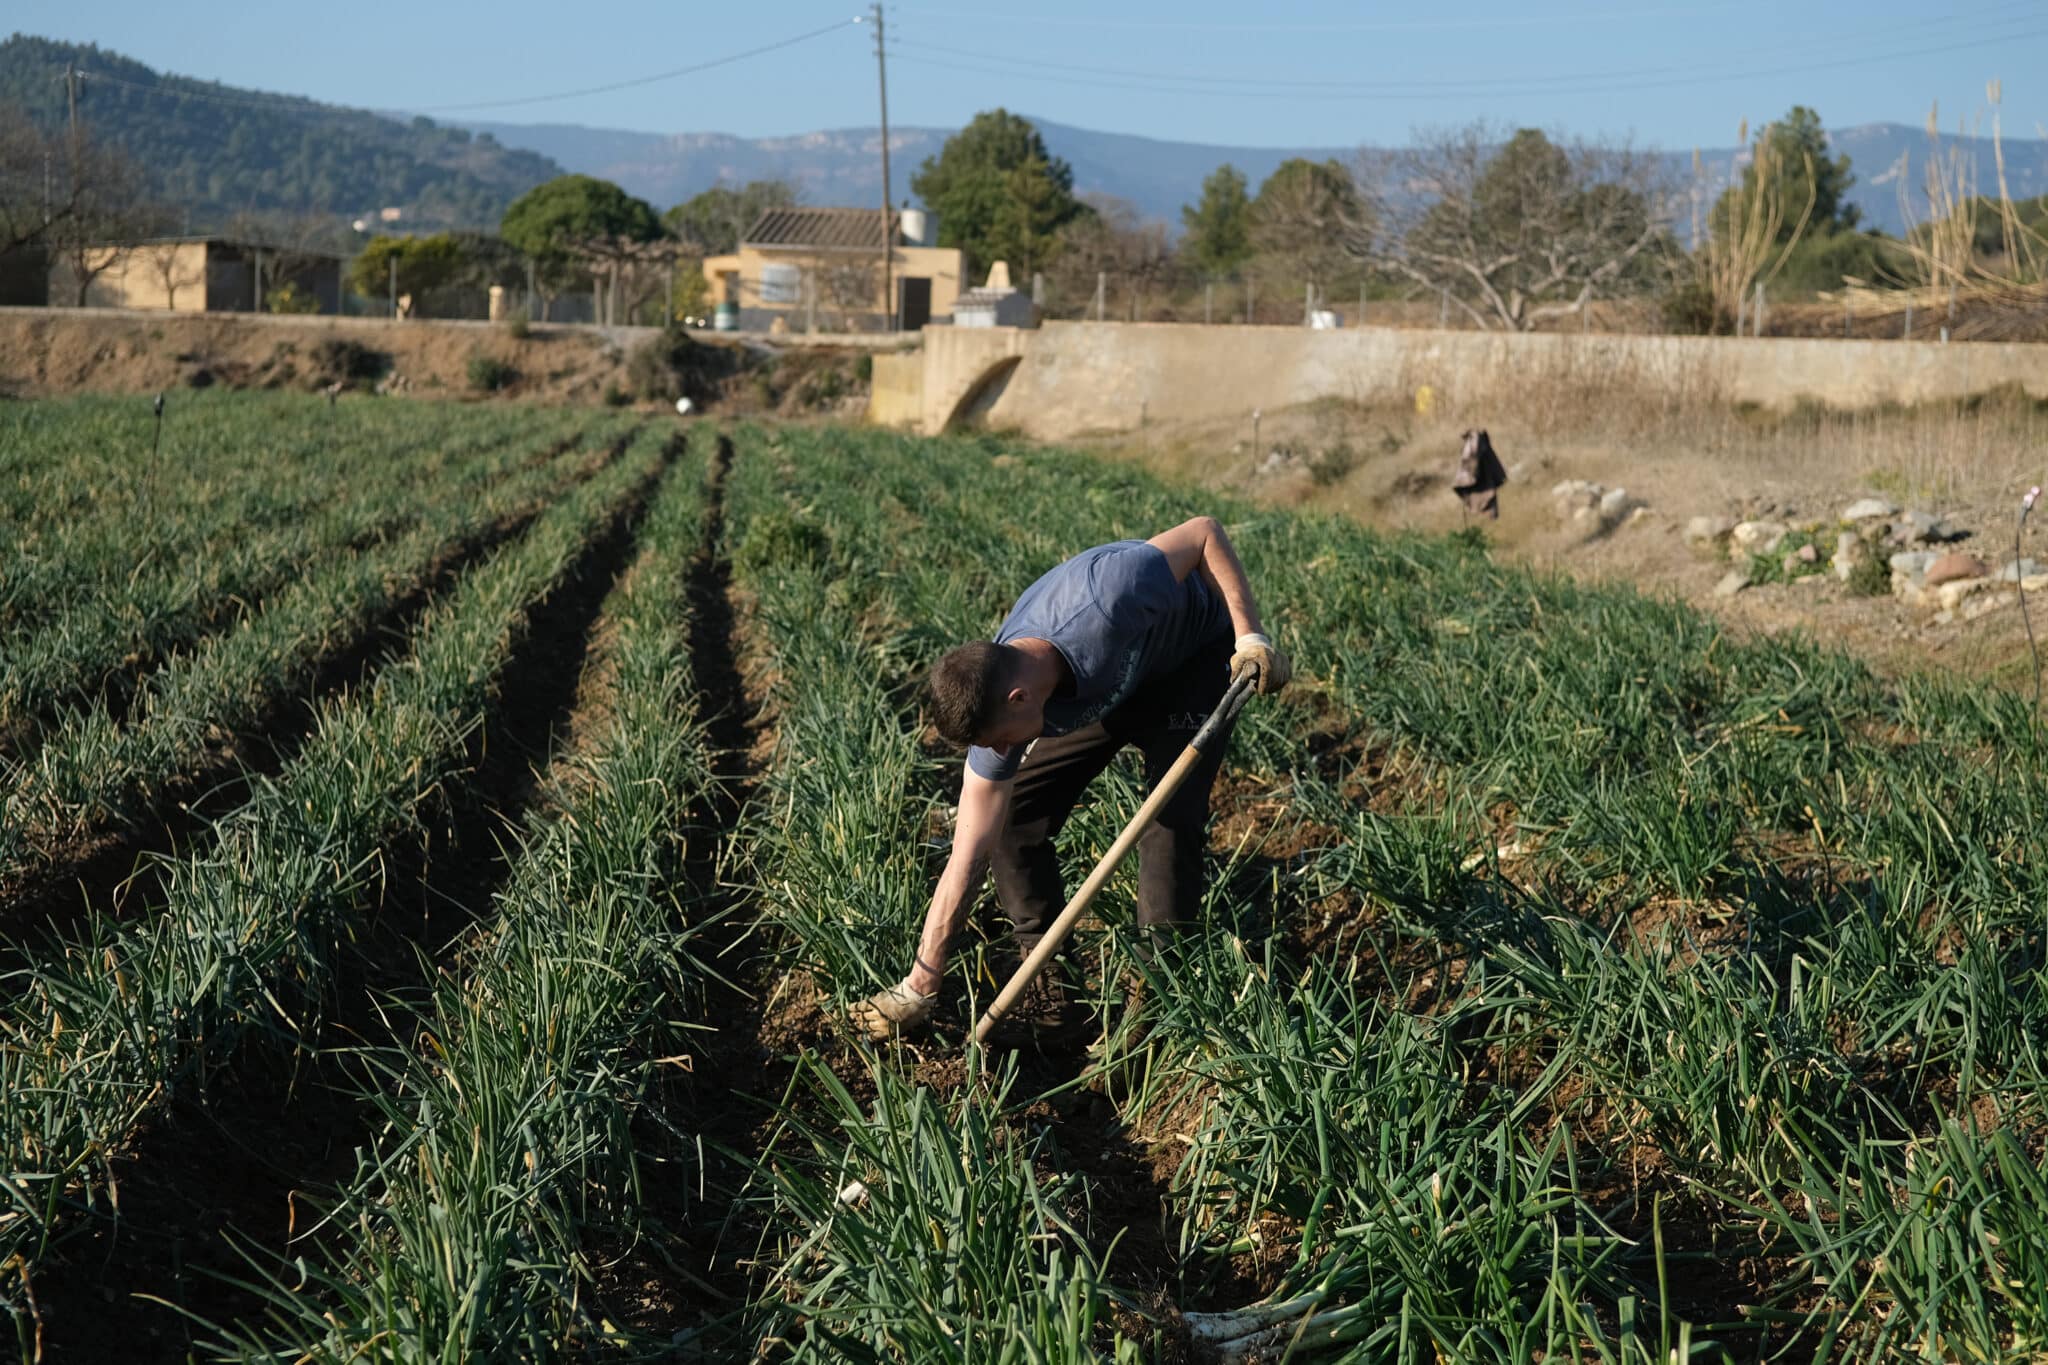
[885,14,2048,102]
[60,19,861,119]
[892,1,1763,31]
[417,19,861,112]
[888,3,2043,96]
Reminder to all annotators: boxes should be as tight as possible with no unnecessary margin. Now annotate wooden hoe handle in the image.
[972,672,1256,1046]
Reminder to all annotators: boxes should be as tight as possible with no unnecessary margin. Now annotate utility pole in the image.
[63,62,81,145]
[1690,147,1702,251]
[871,2,894,332]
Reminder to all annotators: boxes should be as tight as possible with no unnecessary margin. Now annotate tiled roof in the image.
[743,206,898,250]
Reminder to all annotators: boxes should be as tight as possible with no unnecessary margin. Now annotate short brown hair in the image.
[928,641,1012,748]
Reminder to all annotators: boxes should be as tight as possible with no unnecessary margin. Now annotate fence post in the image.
[388,255,397,319]
[1094,271,1105,321]
[1753,282,1764,338]
[1247,276,1255,324]
[1439,287,1447,326]
[1359,283,1366,329]
[1205,281,1213,324]
[1904,303,1913,340]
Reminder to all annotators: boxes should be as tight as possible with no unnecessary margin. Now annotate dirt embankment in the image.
[1091,390,2048,691]
[0,309,876,418]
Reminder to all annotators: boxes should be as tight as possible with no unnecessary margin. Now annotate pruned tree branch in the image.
[1349,123,1678,332]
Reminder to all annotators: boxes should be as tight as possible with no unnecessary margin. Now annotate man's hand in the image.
[849,977,938,1041]
[1230,632,1292,695]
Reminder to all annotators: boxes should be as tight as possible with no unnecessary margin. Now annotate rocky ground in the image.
[1093,392,2048,695]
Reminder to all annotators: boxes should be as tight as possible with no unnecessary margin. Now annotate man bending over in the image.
[851,516,1290,1039]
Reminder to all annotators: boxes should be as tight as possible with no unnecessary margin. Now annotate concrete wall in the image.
[891,321,2048,440]
[868,350,923,428]
[915,325,1033,433]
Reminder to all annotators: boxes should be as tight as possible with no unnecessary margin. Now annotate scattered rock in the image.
[1714,567,1753,597]
[1962,590,2022,622]
[1889,509,1959,546]
[1890,550,1938,604]
[1832,531,1871,581]
[1551,479,1605,523]
[1936,576,2007,614]
[1924,552,1989,587]
[1684,514,1737,551]
[1551,480,1646,532]
[1599,487,1645,522]
[1889,550,1937,577]
[1840,497,1900,522]
[1731,520,1789,555]
[2000,558,2045,583]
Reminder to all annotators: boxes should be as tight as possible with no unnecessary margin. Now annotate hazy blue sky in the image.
[14,0,2047,149]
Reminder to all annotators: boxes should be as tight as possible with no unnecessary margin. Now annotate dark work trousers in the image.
[990,636,1236,957]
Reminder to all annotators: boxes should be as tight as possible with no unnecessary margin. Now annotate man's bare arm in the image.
[907,768,1011,995]
[1148,516,1264,640]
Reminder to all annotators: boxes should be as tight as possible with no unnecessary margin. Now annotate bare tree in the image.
[0,105,160,274]
[45,142,165,306]
[816,256,879,330]
[615,238,685,325]
[140,239,206,309]
[0,104,58,257]
[1047,195,1178,319]
[1353,124,1675,331]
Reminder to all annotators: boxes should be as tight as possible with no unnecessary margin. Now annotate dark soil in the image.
[0,434,624,979]
[19,429,665,1362]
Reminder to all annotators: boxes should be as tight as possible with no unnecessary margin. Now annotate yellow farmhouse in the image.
[49,237,344,313]
[702,207,964,332]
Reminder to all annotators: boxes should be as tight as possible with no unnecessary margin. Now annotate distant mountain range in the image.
[464,117,2048,240]
[6,34,2045,239]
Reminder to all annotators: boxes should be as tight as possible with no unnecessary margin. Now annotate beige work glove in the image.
[848,978,937,1041]
[1229,632,1292,696]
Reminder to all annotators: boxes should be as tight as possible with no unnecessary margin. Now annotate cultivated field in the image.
[2,394,2045,1362]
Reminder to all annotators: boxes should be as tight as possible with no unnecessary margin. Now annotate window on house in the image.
[760,262,801,305]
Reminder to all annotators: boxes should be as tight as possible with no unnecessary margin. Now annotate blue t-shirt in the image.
[966,540,1228,782]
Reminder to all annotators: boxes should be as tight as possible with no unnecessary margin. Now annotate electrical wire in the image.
[893,1,1760,30]
[885,11,2048,102]
[61,18,861,118]
[890,5,2043,95]
[416,19,862,112]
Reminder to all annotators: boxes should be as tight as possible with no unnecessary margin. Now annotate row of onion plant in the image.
[207,434,723,1362]
[0,429,668,1347]
[0,429,618,882]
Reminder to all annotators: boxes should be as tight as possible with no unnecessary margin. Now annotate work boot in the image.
[848,979,937,1042]
[986,957,1089,1049]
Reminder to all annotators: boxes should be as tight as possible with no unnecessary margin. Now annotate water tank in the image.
[899,208,928,245]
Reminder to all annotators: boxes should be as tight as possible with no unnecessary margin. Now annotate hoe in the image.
[973,671,1257,1046]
